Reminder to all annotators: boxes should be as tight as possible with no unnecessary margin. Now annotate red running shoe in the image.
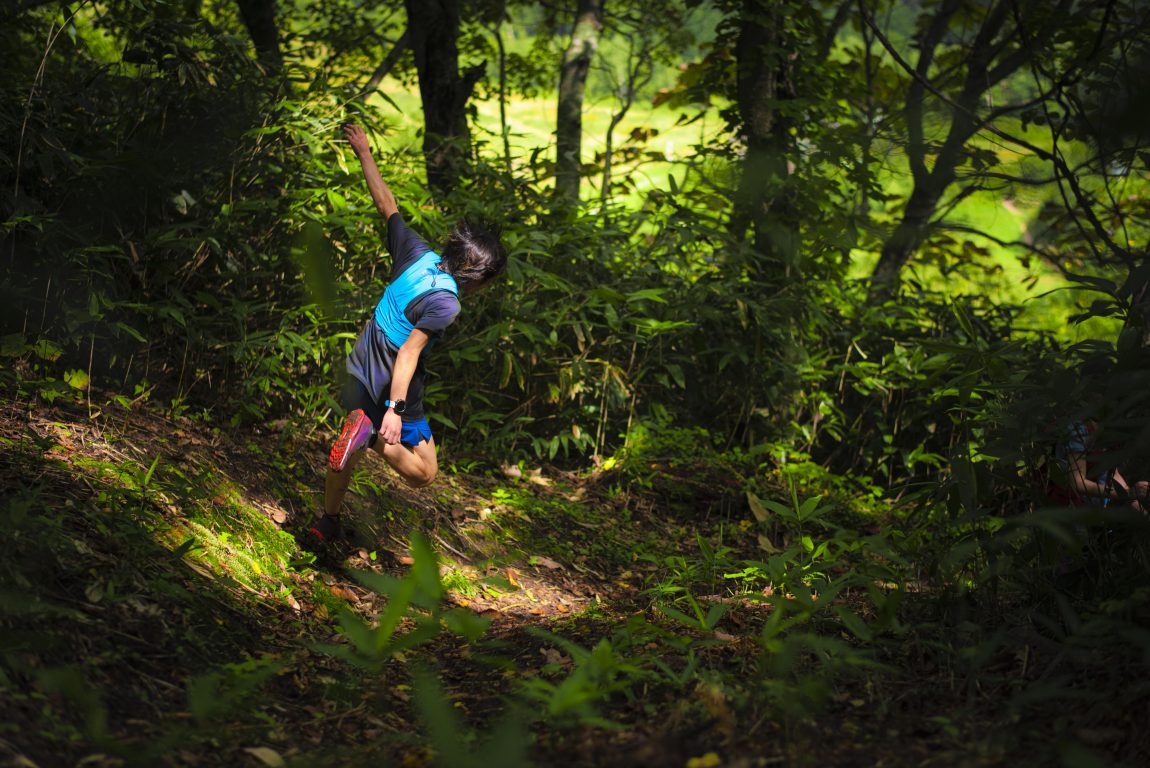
[308,514,343,543]
[329,409,373,472]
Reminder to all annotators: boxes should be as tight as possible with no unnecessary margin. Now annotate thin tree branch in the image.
[942,223,1080,283]
[819,0,854,60]
[356,29,410,101]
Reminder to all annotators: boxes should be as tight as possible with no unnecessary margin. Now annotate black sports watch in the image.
[383,398,407,414]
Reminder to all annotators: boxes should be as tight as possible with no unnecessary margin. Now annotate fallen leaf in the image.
[85,582,105,604]
[243,746,285,767]
[533,556,564,570]
[541,648,570,667]
[329,586,359,604]
[501,464,522,478]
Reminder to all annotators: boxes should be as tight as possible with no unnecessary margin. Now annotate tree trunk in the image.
[869,185,946,292]
[403,0,484,194]
[554,0,605,206]
[730,0,797,271]
[234,0,282,71]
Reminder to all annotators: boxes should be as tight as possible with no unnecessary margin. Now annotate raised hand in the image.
[343,123,370,156]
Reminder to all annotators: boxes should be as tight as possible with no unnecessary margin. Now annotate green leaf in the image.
[625,288,668,304]
[336,608,380,660]
[64,369,90,391]
[171,537,202,558]
[834,606,872,641]
[428,412,458,430]
[591,286,627,304]
[409,531,443,609]
[34,339,63,362]
[113,322,147,343]
[376,90,403,113]
[411,668,469,768]
[442,608,492,642]
[326,189,348,211]
[657,603,702,629]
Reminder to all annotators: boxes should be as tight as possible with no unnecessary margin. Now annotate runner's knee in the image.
[403,465,436,488]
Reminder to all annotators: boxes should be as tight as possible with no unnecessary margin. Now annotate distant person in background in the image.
[1049,420,1150,515]
[307,123,507,545]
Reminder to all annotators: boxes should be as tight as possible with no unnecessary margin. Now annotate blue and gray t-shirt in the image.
[345,213,461,421]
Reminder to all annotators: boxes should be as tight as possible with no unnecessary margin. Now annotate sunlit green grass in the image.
[363,80,1126,344]
[364,85,716,203]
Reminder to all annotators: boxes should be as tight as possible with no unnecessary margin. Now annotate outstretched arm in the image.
[343,123,399,220]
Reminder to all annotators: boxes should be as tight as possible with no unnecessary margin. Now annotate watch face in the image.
[394,399,407,414]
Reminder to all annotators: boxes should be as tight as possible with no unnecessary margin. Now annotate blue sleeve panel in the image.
[374,251,459,348]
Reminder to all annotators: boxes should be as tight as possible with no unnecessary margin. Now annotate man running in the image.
[309,123,507,544]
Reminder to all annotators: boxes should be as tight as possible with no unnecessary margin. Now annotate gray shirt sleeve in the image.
[406,291,461,338]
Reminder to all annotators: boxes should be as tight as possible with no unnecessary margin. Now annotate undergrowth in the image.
[4,381,1150,766]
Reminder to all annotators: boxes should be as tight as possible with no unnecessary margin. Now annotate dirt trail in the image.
[3,391,731,766]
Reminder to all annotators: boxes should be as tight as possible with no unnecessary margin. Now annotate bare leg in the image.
[324,448,365,517]
[373,437,438,488]
[323,438,437,523]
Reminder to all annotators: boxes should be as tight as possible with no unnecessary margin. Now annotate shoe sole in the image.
[329,410,372,473]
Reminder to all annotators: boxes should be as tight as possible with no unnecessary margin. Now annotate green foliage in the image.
[520,626,655,728]
[411,666,531,768]
[5,1,1150,762]
[186,656,281,725]
[313,531,492,670]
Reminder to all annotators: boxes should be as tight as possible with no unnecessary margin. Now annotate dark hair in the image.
[440,221,507,285]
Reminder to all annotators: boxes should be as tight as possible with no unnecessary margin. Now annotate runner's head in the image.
[441,221,507,291]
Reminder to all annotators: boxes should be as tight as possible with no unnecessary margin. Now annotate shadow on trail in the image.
[0,438,298,765]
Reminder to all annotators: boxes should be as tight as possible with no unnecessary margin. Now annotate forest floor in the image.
[1,386,1145,768]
